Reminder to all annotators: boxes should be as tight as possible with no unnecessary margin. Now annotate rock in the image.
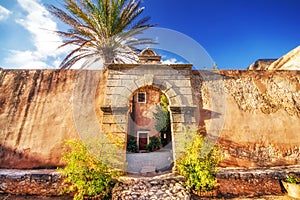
[156,190,164,196]
[148,191,154,196]
[248,45,300,70]
[149,180,159,185]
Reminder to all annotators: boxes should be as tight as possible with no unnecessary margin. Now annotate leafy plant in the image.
[146,136,162,151]
[58,139,121,200]
[154,94,171,146]
[176,130,222,192]
[126,135,138,153]
[285,174,300,184]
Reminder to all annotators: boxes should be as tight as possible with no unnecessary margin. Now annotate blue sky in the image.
[0,0,299,69]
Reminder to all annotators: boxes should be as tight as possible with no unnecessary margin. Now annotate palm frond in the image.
[48,0,155,69]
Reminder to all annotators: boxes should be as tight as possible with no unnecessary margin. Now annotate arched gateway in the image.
[101,48,198,173]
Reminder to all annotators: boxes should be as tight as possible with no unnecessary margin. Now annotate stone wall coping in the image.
[0,169,59,177]
[217,165,300,179]
[107,63,193,70]
[1,166,300,197]
[1,165,299,178]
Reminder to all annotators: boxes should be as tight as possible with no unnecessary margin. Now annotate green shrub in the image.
[58,139,121,200]
[126,135,138,153]
[176,132,222,192]
[285,174,300,184]
[146,136,162,151]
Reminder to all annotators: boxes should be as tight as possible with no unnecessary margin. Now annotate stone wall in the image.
[0,169,66,196]
[0,69,299,169]
[1,166,299,197]
[0,69,107,168]
[217,71,299,167]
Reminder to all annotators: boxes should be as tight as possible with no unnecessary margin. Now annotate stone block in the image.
[102,123,127,133]
[104,94,128,106]
[144,74,154,86]
[106,79,123,87]
[123,80,139,93]
[30,174,52,183]
[106,86,132,98]
[169,80,191,87]
[102,114,127,124]
[171,114,185,123]
[169,95,182,106]
[134,77,146,88]
[172,87,193,95]
[108,74,139,81]
[172,122,187,133]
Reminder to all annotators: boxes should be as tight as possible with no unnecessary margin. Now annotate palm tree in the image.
[48,0,155,69]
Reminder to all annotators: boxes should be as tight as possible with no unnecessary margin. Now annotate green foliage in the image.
[146,136,162,152]
[58,140,121,200]
[213,63,218,70]
[176,132,222,192]
[285,174,300,184]
[126,135,138,153]
[154,94,171,146]
[160,94,169,111]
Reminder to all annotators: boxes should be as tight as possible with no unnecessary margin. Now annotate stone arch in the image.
[131,76,185,107]
[102,50,198,172]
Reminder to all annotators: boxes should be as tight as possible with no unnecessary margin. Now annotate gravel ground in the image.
[0,195,72,200]
[196,195,296,200]
[0,194,297,200]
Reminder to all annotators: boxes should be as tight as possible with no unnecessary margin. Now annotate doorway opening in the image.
[126,86,172,153]
[137,131,149,151]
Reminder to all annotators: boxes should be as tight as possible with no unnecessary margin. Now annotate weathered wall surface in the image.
[0,69,299,169]
[0,69,107,168]
[130,86,161,139]
[194,70,300,167]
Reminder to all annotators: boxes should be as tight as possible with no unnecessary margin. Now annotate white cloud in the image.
[16,0,63,56]
[4,0,67,69]
[0,5,11,21]
[162,57,183,64]
[5,50,47,69]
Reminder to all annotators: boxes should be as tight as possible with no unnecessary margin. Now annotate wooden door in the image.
[138,132,148,150]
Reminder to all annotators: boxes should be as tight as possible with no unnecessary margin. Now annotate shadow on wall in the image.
[197,108,222,135]
[0,145,61,169]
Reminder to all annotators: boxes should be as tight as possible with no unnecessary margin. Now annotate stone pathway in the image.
[126,147,173,174]
[112,173,190,200]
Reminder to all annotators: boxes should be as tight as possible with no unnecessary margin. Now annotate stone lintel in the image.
[101,106,129,114]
